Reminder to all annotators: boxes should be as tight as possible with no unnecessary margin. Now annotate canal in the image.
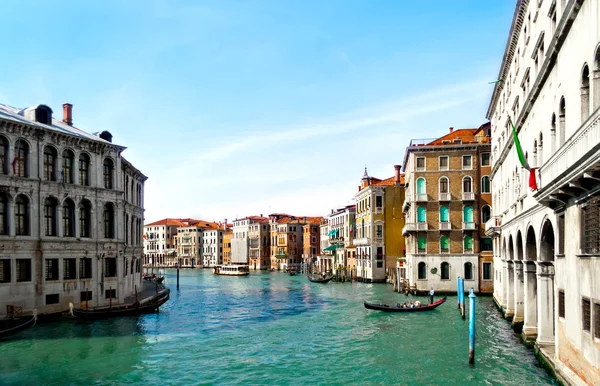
[0,269,556,385]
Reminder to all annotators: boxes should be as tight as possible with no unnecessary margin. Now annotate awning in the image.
[323,245,339,252]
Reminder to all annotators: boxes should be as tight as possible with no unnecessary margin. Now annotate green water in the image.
[0,269,555,385]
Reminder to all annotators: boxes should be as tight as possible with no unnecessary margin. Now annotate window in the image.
[582,298,591,332]
[418,262,427,279]
[463,206,473,223]
[80,291,92,302]
[44,198,58,236]
[463,177,472,193]
[481,176,491,193]
[439,156,449,170]
[0,259,10,283]
[481,152,491,166]
[417,237,427,253]
[0,193,7,235]
[482,205,491,223]
[15,195,29,236]
[45,294,60,305]
[103,158,114,189]
[558,290,565,318]
[416,177,426,196]
[594,302,600,339]
[480,238,493,252]
[62,199,75,237]
[464,262,473,280]
[416,157,425,171]
[105,289,117,299]
[80,258,92,279]
[440,236,449,253]
[464,236,473,252]
[0,136,8,174]
[62,150,74,184]
[79,200,91,238]
[14,139,28,177]
[375,196,382,208]
[79,153,90,186]
[462,155,472,170]
[45,259,59,281]
[582,197,600,254]
[16,259,31,282]
[64,258,77,280]
[417,206,426,222]
[440,206,449,222]
[376,225,383,238]
[43,146,57,181]
[104,203,115,238]
[105,257,117,277]
[441,262,450,280]
[439,177,449,193]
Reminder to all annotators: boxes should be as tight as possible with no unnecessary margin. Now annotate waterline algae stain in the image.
[0,270,556,385]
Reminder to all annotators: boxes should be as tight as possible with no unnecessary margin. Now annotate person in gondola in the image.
[429,287,435,305]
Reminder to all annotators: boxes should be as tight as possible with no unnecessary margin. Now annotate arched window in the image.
[482,205,491,223]
[581,63,590,122]
[481,176,490,193]
[15,195,29,235]
[44,197,58,236]
[125,214,129,244]
[79,200,91,238]
[559,97,566,146]
[439,177,449,193]
[62,149,74,184]
[416,177,426,200]
[440,235,449,253]
[464,235,473,252]
[417,237,427,253]
[79,153,90,186]
[440,206,449,222]
[463,176,472,193]
[14,139,29,177]
[418,262,427,279]
[417,206,426,222]
[464,262,473,280]
[104,203,115,238]
[0,193,7,235]
[538,132,543,166]
[441,262,450,280]
[0,136,8,175]
[463,205,473,223]
[594,47,600,111]
[103,158,114,189]
[43,146,57,181]
[62,199,75,237]
[125,176,129,201]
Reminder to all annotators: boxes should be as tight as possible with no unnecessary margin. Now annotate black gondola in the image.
[307,275,334,283]
[364,296,447,312]
[69,288,170,320]
[0,310,37,339]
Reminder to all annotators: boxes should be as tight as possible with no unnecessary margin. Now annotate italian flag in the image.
[143,233,148,240]
[511,119,537,191]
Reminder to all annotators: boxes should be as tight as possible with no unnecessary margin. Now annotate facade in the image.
[354,166,406,283]
[0,102,146,317]
[222,227,232,265]
[487,1,600,383]
[200,226,224,268]
[318,220,330,272]
[231,216,264,265]
[402,126,492,294]
[324,206,356,274]
[248,218,270,270]
[176,224,203,268]
[143,218,184,267]
[272,217,304,270]
[302,219,322,266]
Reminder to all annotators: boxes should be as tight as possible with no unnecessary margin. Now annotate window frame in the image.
[462,155,472,170]
[481,175,491,193]
[439,156,449,171]
[440,262,450,280]
[464,262,474,280]
[481,152,491,166]
[483,262,492,280]
[416,157,426,171]
[417,262,427,280]
[16,259,31,282]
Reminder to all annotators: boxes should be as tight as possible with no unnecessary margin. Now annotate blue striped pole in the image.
[457,276,461,308]
[459,277,465,319]
[468,288,476,364]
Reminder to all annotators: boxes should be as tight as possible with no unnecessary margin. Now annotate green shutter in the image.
[463,205,473,222]
[464,236,473,250]
[440,206,449,222]
[416,178,426,194]
[441,236,449,249]
[418,237,427,250]
[417,206,426,223]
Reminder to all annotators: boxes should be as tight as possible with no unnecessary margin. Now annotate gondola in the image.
[307,275,333,283]
[364,296,447,312]
[69,288,170,320]
[0,310,37,339]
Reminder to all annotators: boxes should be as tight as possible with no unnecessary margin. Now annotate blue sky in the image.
[0,0,514,224]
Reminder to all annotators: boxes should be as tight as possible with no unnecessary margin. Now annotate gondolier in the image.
[429,287,435,305]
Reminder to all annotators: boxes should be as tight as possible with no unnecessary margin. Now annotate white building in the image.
[0,102,146,317]
[487,1,599,384]
[324,206,356,273]
[231,216,264,265]
[143,218,182,267]
[317,221,330,272]
[201,227,224,268]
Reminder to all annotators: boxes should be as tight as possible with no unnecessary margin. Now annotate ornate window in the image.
[104,203,115,238]
[0,193,7,235]
[440,206,449,222]
[103,158,114,189]
[463,205,473,223]
[417,237,427,253]
[482,205,491,223]
[44,198,58,236]
[463,176,472,193]
[0,136,8,175]
[43,146,57,181]
[481,176,491,193]
[15,195,29,235]
[14,139,28,177]
[439,177,449,193]
[62,149,74,184]
[417,206,426,223]
[440,235,449,253]
[464,235,474,253]
[79,200,91,238]
[62,199,75,237]
[79,153,90,186]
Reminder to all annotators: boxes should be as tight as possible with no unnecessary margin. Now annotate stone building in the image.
[248,217,270,270]
[231,216,265,265]
[143,218,184,267]
[323,206,355,274]
[402,125,492,293]
[0,102,146,317]
[302,218,322,266]
[487,1,599,383]
[222,226,232,265]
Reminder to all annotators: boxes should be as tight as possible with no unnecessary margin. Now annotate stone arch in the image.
[508,235,515,260]
[594,44,600,111]
[558,96,566,146]
[525,226,537,261]
[540,219,555,262]
[516,230,524,260]
[581,63,590,121]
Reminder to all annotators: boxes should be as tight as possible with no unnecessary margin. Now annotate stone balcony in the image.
[462,192,475,201]
[439,221,451,230]
[402,198,411,213]
[535,106,600,209]
[439,193,451,201]
[484,216,502,236]
[402,222,428,236]
[353,237,370,246]
[462,222,476,230]
[416,194,428,202]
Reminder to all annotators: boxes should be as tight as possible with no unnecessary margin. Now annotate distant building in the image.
[302,218,322,266]
[143,218,187,267]
[248,217,270,270]
[231,216,265,265]
[324,206,356,274]
[222,226,232,265]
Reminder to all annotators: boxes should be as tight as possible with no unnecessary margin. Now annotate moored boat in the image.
[307,275,333,283]
[364,296,447,312]
[0,310,37,340]
[214,264,250,276]
[69,288,170,319]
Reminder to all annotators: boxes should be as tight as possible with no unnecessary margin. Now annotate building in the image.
[402,125,492,294]
[487,1,599,383]
[249,217,270,270]
[323,206,356,274]
[231,216,265,265]
[302,218,322,266]
[271,216,305,270]
[0,102,146,317]
[222,226,232,265]
[175,224,203,268]
[200,225,224,268]
[143,218,187,267]
[318,219,330,272]
[354,166,406,283]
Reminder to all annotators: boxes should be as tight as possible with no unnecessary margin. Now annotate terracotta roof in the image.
[145,218,197,227]
[426,128,490,146]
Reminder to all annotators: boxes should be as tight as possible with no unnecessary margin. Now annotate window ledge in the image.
[576,254,600,259]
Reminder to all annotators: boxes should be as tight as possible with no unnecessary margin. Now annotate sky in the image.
[0,0,515,224]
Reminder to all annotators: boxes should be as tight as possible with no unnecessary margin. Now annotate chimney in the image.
[394,165,401,185]
[358,185,361,192]
[260,214,263,217]
[63,103,73,126]
[449,127,454,133]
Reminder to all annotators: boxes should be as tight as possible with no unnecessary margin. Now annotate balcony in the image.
[402,198,411,213]
[462,222,476,230]
[439,222,451,230]
[535,107,600,209]
[416,194,428,202]
[484,216,502,236]
[353,237,370,246]
[438,193,450,201]
[402,222,428,236]
[462,192,475,200]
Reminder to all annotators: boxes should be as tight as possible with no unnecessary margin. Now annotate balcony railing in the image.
[417,222,428,231]
[462,192,475,200]
[439,193,450,201]
[416,194,428,202]
[402,198,411,213]
[439,222,451,230]
[402,222,428,235]
[353,237,370,246]
[462,222,476,230]
[484,216,502,236]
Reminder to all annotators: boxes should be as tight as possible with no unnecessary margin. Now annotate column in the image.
[536,262,555,345]
[505,261,515,318]
[499,259,509,309]
[522,261,538,341]
[512,261,525,326]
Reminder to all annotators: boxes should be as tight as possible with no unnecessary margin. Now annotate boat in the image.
[0,310,37,339]
[69,288,170,319]
[364,296,447,312]
[307,275,333,283]
[288,266,297,276]
[213,264,250,276]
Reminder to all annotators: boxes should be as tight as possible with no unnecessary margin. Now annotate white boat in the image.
[213,264,250,276]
